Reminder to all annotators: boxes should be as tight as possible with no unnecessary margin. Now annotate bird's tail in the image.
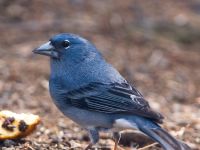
[139,126,191,150]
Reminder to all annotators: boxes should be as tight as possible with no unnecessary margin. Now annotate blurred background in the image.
[0,0,199,149]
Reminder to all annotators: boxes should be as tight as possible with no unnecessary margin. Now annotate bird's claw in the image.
[85,143,93,150]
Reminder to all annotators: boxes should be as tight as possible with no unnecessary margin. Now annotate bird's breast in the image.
[49,77,70,108]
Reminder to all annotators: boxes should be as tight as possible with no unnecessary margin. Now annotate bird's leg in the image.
[85,128,99,150]
[113,132,122,150]
[113,132,121,150]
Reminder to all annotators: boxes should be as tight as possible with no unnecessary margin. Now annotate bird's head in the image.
[33,33,101,64]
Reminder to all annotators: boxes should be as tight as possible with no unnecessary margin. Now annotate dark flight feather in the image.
[66,82,164,123]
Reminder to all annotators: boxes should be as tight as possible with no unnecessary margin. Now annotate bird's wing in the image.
[65,82,164,123]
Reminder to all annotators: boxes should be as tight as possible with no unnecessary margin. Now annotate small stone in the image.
[51,137,59,144]
[3,139,16,147]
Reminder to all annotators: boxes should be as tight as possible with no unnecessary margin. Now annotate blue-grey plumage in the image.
[33,33,191,150]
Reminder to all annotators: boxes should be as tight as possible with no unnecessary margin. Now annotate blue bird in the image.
[33,33,191,150]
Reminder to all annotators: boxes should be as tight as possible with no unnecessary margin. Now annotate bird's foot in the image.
[85,143,93,150]
[114,139,118,150]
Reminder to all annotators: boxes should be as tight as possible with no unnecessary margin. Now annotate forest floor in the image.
[0,0,199,149]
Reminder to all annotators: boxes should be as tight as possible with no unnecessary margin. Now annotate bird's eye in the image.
[61,40,70,48]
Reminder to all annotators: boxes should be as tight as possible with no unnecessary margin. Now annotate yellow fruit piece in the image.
[0,110,40,140]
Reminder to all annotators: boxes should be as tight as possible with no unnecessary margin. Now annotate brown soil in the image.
[0,0,199,149]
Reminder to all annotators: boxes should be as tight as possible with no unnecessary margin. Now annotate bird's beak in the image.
[33,41,59,58]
